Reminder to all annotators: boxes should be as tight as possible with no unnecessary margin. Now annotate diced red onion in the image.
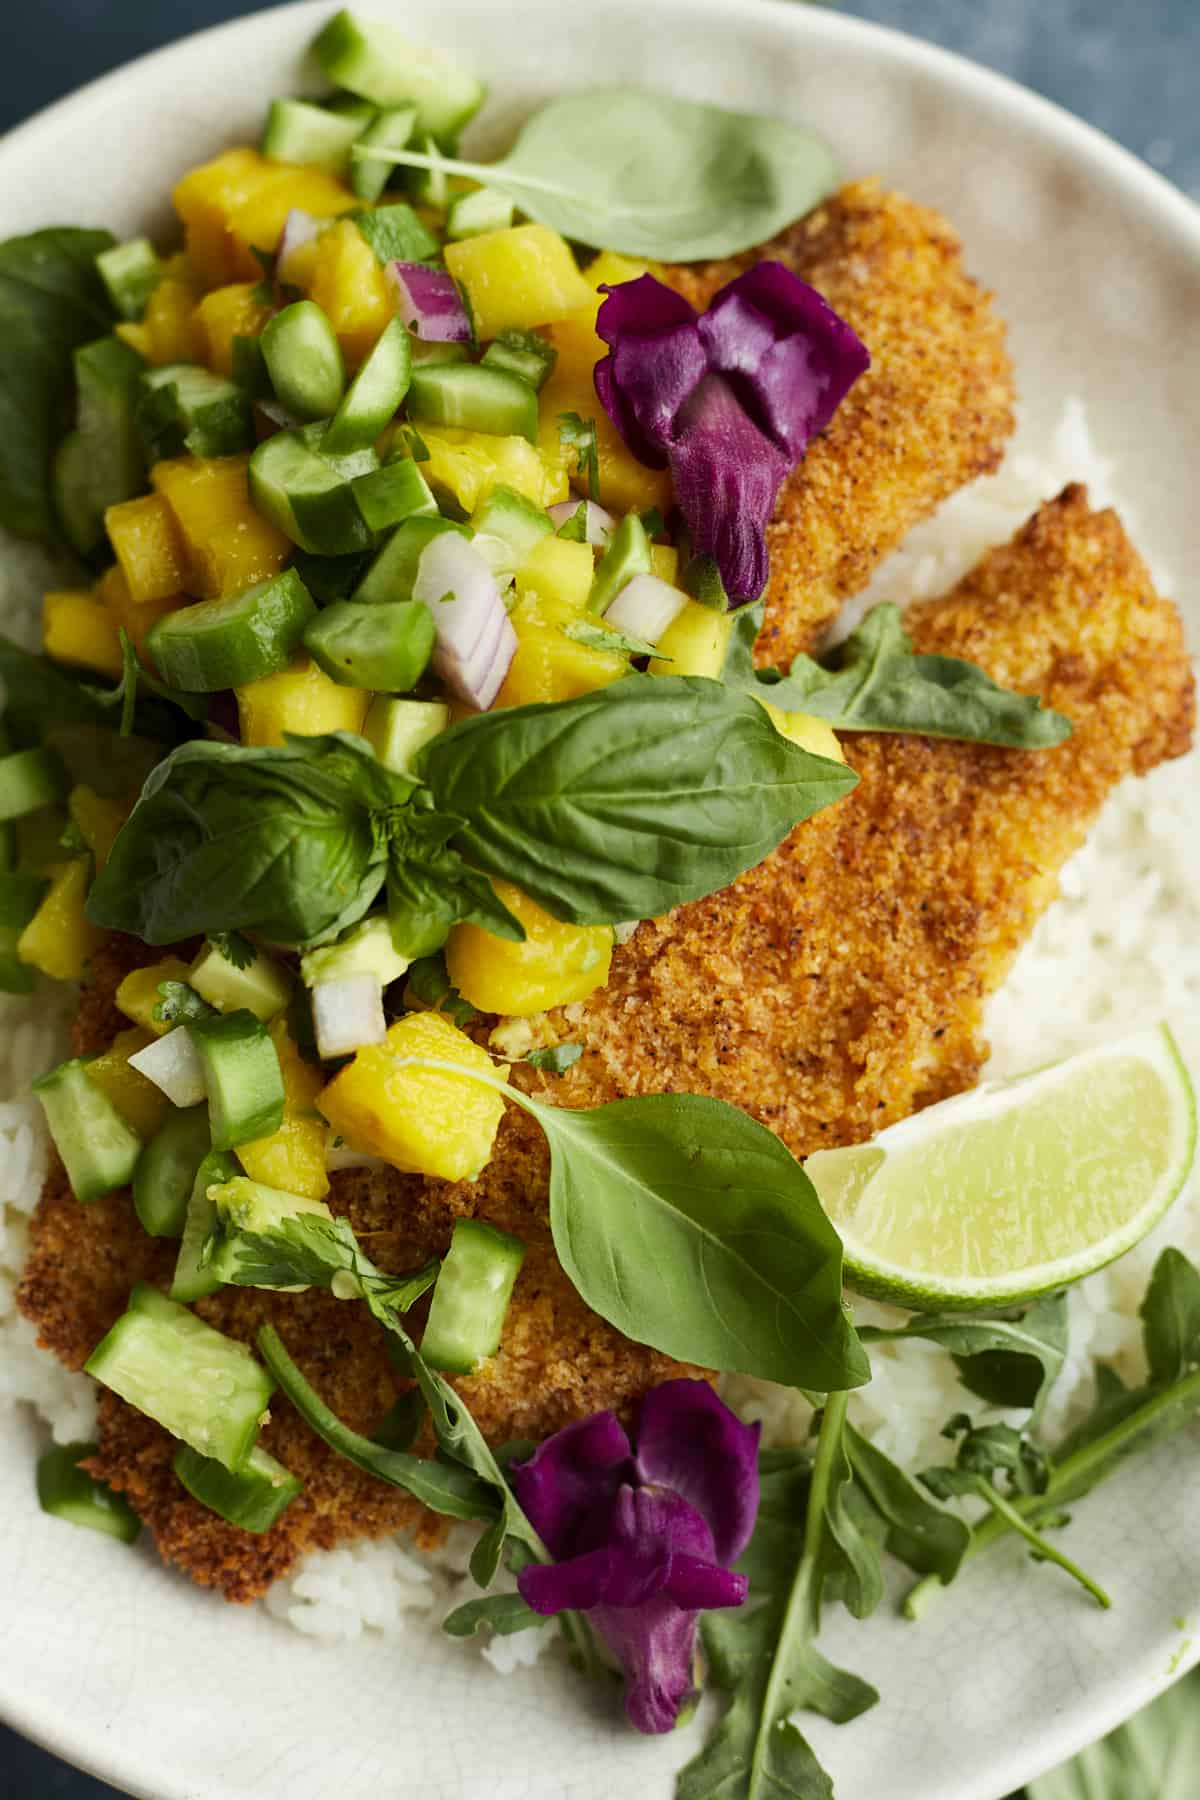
[312,973,387,1060]
[605,574,688,645]
[387,261,472,343]
[275,209,322,285]
[547,500,615,546]
[413,533,517,709]
[128,1027,207,1108]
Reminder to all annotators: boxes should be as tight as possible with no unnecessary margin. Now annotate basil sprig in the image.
[723,602,1073,749]
[88,678,856,947]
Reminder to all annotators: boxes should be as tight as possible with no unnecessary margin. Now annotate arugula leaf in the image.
[723,602,1072,749]
[562,620,660,659]
[442,1592,546,1639]
[524,1043,583,1075]
[842,1423,969,1584]
[859,1292,1068,1418]
[355,90,837,262]
[419,674,857,927]
[0,227,117,541]
[557,412,600,502]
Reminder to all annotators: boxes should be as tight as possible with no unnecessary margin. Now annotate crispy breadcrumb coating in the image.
[667,180,1016,664]
[19,488,1193,1600]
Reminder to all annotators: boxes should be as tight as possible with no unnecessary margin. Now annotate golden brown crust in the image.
[19,489,1193,1603]
[667,180,1016,662]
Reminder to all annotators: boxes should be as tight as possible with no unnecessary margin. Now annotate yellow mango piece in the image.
[758,700,845,763]
[105,493,189,605]
[317,1011,505,1183]
[237,654,371,748]
[582,251,656,292]
[648,599,735,679]
[649,544,679,586]
[515,536,595,615]
[17,859,103,983]
[173,147,351,286]
[495,589,626,709]
[152,453,290,599]
[114,320,154,360]
[82,1027,170,1139]
[421,426,567,516]
[444,225,593,341]
[96,563,183,666]
[143,273,205,367]
[67,786,126,873]
[446,879,612,1017]
[236,1020,329,1199]
[42,589,123,679]
[115,957,195,1035]
[193,282,273,377]
[306,218,395,366]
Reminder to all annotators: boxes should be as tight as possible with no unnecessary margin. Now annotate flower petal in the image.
[669,375,791,602]
[518,1546,617,1615]
[635,1378,762,1566]
[509,1411,633,1559]
[592,1595,701,1735]
[664,1556,749,1611]
[594,276,706,467]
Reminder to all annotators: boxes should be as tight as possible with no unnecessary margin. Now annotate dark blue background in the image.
[1,2,1197,1795]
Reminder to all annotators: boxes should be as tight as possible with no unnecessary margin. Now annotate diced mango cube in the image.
[582,251,657,292]
[67,785,127,872]
[495,588,626,709]
[444,225,593,341]
[96,562,184,666]
[421,426,567,516]
[758,700,845,763]
[446,879,612,1017]
[649,544,678,586]
[105,493,189,605]
[306,217,395,366]
[193,282,273,377]
[230,164,354,285]
[515,536,595,615]
[83,1027,170,1139]
[236,1019,329,1199]
[648,599,735,679]
[173,147,350,286]
[317,1010,505,1183]
[17,858,104,982]
[115,957,196,1035]
[142,269,205,367]
[236,654,371,748]
[152,453,290,599]
[114,321,154,360]
[42,589,123,679]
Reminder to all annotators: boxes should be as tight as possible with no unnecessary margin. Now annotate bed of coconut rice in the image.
[0,402,1196,1666]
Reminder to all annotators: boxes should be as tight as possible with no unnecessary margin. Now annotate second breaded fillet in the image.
[666,180,1015,665]
[19,490,1193,1602]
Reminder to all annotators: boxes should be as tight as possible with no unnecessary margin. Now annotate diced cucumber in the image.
[363,696,449,775]
[0,747,66,823]
[189,1011,285,1151]
[138,363,254,461]
[86,1282,275,1470]
[351,458,437,533]
[146,570,317,692]
[188,940,292,1022]
[132,1105,211,1239]
[480,329,557,392]
[446,187,515,242]
[355,203,440,267]
[170,1149,238,1303]
[261,96,375,173]
[95,237,162,322]
[312,9,486,141]
[248,428,376,556]
[404,134,450,209]
[53,336,147,558]
[232,333,271,400]
[301,913,410,989]
[206,1175,339,1287]
[33,1059,142,1204]
[420,1219,526,1374]
[352,514,468,605]
[37,1442,141,1543]
[261,300,346,423]
[351,104,417,202]
[324,316,413,456]
[290,548,374,603]
[588,511,653,615]
[469,484,553,581]
[408,363,538,444]
[173,1441,302,1533]
[303,598,435,691]
[409,340,470,370]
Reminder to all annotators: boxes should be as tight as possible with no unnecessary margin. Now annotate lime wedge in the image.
[806,1025,1196,1310]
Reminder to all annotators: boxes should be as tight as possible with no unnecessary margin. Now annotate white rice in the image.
[1,400,1197,1660]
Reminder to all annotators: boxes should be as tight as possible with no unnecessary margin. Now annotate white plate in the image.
[2,4,1199,1797]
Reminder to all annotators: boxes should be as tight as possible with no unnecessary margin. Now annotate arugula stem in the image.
[973,1479,1110,1610]
[904,1366,1200,1618]
[350,144,604,208]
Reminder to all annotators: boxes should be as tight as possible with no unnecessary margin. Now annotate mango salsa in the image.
[515,536,595,614]
[115,957,196,1035]
[152,453,290,599]
[317,1010,505,1183]
[193,282,273,377]
[139,254,205,366]
[42,589,123,679]
[17,859,104,983]
[96,563,183,665]
[444,224,594,340]
[446,880,613,1017]
[305,217,394,366]
[236,655,371,748]
[648,599,735,679]
[173,147,352,286]
[82,1028,171,1139]
[420,426,568,515]
[236,1020,329,1199]
[496,543,627,707]
[104,493,188,605]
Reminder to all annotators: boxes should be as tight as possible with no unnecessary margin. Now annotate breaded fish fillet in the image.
[667,180,1016,664]
[19,488,1193,1601]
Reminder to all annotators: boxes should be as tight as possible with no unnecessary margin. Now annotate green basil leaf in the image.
[724,602,1073,749]
[419,674,856,926]
[859,1292,1068,1418]
[0,227,117,541]
[387,806,524,944]
[442,1592,546,1639]
[358,90,837,261]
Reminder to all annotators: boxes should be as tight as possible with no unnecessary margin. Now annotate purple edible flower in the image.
[594,265,870,602]
[511,1380,760,1734]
